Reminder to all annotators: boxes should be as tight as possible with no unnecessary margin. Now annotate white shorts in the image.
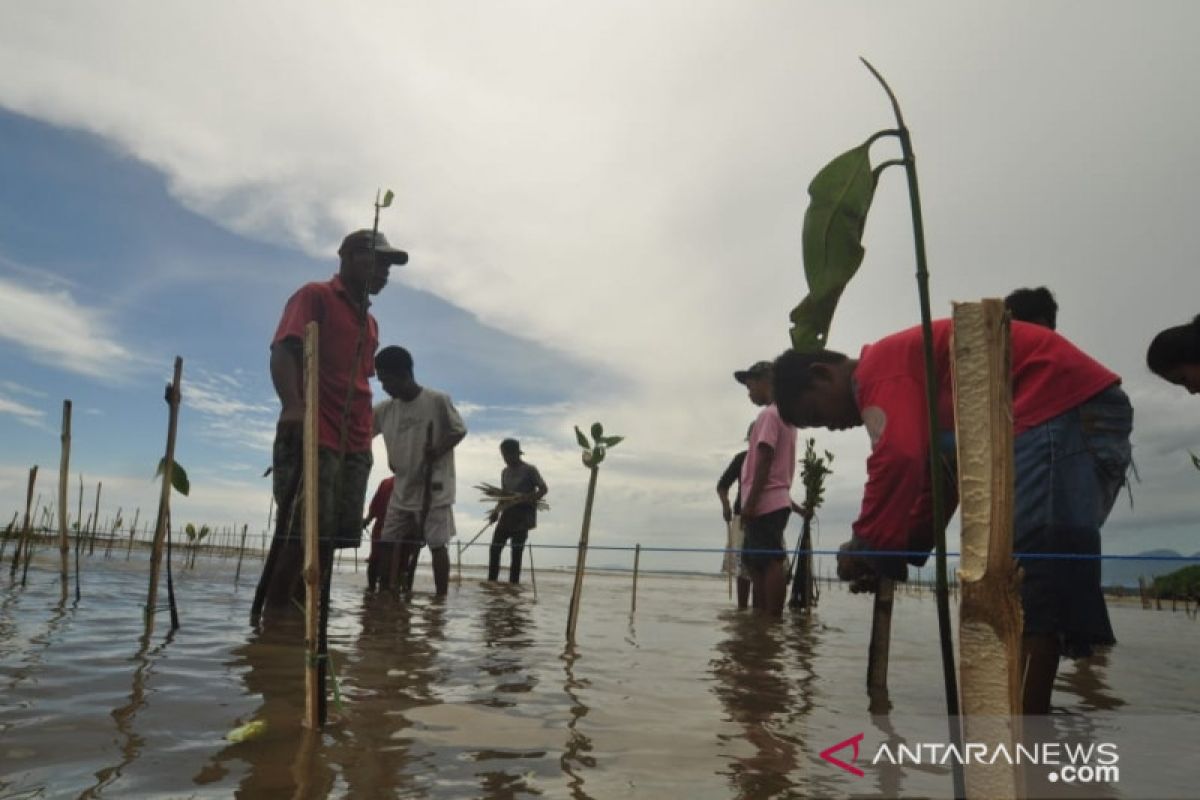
[381,506,456,549]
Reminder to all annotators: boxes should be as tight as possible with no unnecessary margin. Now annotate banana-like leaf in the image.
[155,457,191,497]
[790,141,879,352]
[574,426,590,449]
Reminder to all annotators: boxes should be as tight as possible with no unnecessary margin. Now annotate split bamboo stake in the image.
[301,322,323,730]
[866,578,895,692]
[9,466,37,579]
[630,543,641,614]
[74,473,83,602]
[145,357,183,635]
[952,300,1021,799]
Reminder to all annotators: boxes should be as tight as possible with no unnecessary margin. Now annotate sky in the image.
[1,1,1198,576]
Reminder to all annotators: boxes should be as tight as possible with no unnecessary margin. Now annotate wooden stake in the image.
[528,542,537,601]
[146,357,183,634]
[566,465,599,644]
[88,482,102,556]
[631,543,641,614]
[74,473,83,602]
[9,466,37,579]
[125,508,140,561]
[235,523,249,584]
[952,300,1021,799]
[301,322,324,730]
[456,541,462,584]
[867,578,895,692]
[57,402,71,600]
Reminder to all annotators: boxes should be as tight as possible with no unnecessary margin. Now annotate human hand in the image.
[721,502,733,523]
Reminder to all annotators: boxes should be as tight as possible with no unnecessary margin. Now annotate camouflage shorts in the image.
[272,423,372,549]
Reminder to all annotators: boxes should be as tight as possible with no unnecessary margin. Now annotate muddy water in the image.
[2,555,1198,798]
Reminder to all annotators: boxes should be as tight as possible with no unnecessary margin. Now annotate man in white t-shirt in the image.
[372,346,467,595]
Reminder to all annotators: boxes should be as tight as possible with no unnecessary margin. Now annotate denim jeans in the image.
[1013,384,1133,656]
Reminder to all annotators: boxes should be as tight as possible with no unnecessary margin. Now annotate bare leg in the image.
[736,576,751,609]
[762,559,787,617]
[431,547,450,596]
[1021,633,1060,715]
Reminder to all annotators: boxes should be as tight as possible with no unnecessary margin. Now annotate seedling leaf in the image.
[575,426,590,449]
[790,141,879,353]
[155,457,191,497]
[381,189,394,208]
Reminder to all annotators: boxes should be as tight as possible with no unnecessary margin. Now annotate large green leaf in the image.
[380,188,394,208]
[574,426,590,449]
[790,141,879,352]
[155,457,191,497]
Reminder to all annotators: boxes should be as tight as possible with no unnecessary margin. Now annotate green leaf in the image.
[1191,451,1200,471]
[789,141,880,353]
[381,189,394,208]
[574,426,590,449]
[590,422,604,440]
[602,435,624,448]
[590,447,606,465]
[155,457,191,497]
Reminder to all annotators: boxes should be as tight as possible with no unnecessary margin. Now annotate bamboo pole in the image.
[74,473,83,602]
[58,402,71,600]
[146,357,183,635]
[867,578,896,692]
[125,508,140,561]
[631,543,641,614]
[456,541,462,584]
[302,322,323,730]
[528,542,537,601]
[9,466,37,579]
[235,524,249,583]
[88,482,102,556]
[952,300,1021,799]
[566,465,599,644]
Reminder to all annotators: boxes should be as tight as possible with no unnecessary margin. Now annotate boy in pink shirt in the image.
[733,360,797,616]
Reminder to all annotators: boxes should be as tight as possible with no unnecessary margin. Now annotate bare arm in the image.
[270,339,305,424]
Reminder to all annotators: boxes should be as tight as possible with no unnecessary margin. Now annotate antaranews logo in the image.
[820,732,1120,786]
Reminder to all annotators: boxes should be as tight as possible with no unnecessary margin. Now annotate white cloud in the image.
[0,392,46,428]
[0,274,142,381]
[184,368,278,453]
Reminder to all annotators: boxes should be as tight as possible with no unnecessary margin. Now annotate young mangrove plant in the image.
[789,438,833,609]
[787,58,963,797]
[565,422,623,644]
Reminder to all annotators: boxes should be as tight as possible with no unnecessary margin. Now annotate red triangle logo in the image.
[820,732,865,777]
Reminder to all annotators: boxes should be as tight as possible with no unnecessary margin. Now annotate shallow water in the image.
[1,553,1198,798]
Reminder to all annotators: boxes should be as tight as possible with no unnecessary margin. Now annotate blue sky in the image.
[2,2,1200,576]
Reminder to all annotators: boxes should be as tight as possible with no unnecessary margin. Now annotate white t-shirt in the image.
[373,388,466,510]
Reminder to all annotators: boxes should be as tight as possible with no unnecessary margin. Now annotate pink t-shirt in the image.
[739,403,797,515]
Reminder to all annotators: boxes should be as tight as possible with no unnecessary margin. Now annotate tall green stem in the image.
[566,466,599,644]
[862,57,964,800]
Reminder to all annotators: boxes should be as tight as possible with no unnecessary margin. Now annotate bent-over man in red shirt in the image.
[771,320,1132,714]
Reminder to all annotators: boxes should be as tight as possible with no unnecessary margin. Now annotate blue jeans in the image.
[1013,384,1132,657]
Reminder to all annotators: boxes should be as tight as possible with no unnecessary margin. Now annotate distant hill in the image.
[1101,549,1200,588]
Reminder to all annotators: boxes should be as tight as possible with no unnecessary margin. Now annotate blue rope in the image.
[462,542,1200,562]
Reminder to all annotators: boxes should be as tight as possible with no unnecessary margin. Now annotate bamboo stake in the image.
[74,473,83,602]
[88,482,102,556]
[235,524,249,584]
[302,322,323,730]
[58,402,71,600]
[952,301,1020,799]
[566,465,599,644]
[146,357,183,635]
[867,578,895,692]
[125,508,140,561]
[631,543,641,614]
[456,541,462,584]
[9,466,37,579]
[528,542,537,601]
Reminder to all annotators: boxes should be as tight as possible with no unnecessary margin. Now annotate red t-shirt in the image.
[368,476,395,542]
[852,319,1119,554]
[272,275,378,452]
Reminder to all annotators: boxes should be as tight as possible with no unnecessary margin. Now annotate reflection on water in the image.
[2,557,1199,798]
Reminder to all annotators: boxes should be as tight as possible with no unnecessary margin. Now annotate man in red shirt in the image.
[771,320,1133,713]
[252,229,407,622]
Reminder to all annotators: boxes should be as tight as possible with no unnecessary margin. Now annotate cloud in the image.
[0,392,46,428]
[0,273,142,381]
[184,368,278,453]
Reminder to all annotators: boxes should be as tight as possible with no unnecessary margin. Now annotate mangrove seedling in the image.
[789,438,833,609]
[786,58,963,797]
[565,422,623,644]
